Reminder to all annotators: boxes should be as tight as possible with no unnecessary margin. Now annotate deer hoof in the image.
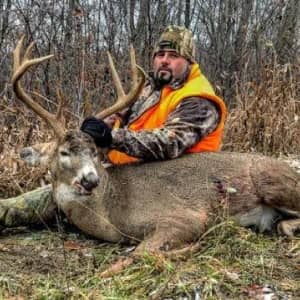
[277,220,300,238]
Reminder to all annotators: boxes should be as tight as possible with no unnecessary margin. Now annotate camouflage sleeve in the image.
[110,97,221,161]
[0,185,56,229]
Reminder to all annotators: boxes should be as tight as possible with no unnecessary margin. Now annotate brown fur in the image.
[41,131,300,257]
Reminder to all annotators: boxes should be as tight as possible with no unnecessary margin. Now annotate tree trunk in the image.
[0,0,11,49]
[184,0,190,28]
[275,0,300,64]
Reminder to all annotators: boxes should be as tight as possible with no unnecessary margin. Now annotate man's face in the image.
[153,50,190,86]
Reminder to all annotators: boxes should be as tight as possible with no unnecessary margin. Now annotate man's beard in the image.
[154,67,173,87]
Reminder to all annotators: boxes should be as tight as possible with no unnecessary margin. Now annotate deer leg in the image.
[135,209,208,255]
[99,209,208,278]
[277,219,300,237]
[253,160,300,210]
[0,185,56,230]
[252,160,300,236]
[253,162,300,237]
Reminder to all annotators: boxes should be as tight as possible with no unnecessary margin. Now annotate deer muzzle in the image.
[80,172,100,193]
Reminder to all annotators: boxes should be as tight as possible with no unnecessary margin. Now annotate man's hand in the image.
[80,117,112,148]
[103,108,128,128]
[104,114,121,128]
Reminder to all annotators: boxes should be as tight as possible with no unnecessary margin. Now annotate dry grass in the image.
[223,62,300,155]
[0,97,55,198]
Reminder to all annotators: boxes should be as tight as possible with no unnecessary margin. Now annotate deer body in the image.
[48,131,300,253]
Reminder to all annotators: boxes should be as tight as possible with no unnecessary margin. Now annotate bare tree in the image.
[184,0,191,28]
[274,0,300,64]
[0,0,12,49]
[0,0,299,110]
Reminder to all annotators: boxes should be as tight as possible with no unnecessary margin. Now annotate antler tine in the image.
[107,51,125,98]
[12,36,66,139]
[23,40,35,61]
[130,44,137,86]
[96,47,146,120]
[55,88,66,126]
[13,35,24,73]
[12,38,54,84]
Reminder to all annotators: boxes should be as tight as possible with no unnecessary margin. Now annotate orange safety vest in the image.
[108,63,226,165]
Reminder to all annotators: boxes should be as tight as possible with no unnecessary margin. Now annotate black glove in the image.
[80,117,112,148]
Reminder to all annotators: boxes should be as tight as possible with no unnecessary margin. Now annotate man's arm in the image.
[110,97,221,161]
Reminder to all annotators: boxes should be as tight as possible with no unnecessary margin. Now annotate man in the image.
[81,25,226,164]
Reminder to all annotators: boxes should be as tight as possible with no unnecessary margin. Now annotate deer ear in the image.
[20,142,56,167]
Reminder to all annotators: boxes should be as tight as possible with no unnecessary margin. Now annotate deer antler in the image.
[96,45,146,119]
[12,35,66,139]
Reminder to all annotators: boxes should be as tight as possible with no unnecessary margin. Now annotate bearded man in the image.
[81,25,226,164]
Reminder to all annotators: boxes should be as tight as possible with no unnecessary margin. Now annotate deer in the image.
[4,36,300,276]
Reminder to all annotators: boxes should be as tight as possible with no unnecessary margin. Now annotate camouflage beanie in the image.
[153,25,196,63]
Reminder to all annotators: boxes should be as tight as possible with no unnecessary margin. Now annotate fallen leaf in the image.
[243,284,276,300]
[63,240,82,251]
[0,244,10,252]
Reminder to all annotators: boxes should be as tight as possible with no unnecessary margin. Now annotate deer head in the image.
[12,36,145,195]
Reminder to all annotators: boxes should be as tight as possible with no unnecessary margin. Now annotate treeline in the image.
[0,0,299,112]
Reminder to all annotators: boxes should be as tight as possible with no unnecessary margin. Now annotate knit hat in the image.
[153,25,196,62]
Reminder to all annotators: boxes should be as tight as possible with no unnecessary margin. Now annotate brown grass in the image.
[223,61,300,155]
[0,99,48,198]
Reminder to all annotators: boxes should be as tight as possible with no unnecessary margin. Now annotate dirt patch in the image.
[0,227,114,299]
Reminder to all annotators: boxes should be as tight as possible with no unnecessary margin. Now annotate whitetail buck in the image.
[5,36,300,275]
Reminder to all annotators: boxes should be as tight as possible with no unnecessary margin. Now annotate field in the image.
[0,222,299,299]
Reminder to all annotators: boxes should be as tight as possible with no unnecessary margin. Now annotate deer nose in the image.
[80,172,100,191]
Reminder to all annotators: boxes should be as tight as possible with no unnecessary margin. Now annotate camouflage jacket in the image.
[110,75,221,162]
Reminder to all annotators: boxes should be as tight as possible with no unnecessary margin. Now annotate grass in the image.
[223,62,300,156]
[0,221,299,299]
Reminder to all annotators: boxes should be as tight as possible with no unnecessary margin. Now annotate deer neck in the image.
[52,167,123,241]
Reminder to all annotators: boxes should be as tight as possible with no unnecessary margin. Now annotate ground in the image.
[0,221,299,300]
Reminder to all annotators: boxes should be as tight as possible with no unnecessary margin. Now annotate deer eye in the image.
[60,150,70,157]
